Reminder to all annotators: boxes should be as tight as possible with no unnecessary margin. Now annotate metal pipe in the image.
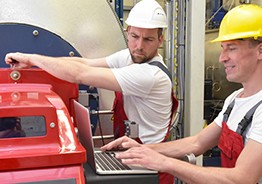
[93,135,114,140]
[90,110,114,115]
[239,0,251,3]
[165,0,175,84]
[164,0,186,141]
[176,0,186,139]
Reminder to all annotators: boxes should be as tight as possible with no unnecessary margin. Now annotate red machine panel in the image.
[0,68,79,117]
[0,68,86,183]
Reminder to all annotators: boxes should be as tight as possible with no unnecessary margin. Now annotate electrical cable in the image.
[95,95,105,146]
[97,112,105,146]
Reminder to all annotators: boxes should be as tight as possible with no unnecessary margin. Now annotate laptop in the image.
[73,100,158,175]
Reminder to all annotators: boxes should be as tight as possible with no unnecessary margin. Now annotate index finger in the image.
[100,136,131,151]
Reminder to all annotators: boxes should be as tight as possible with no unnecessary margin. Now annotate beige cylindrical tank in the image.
[0,0,127,139]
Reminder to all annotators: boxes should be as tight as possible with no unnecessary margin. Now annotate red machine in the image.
[0,68,86,183]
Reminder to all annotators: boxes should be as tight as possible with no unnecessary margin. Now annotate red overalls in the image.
[218,100,244,167]
[112,91,178,184]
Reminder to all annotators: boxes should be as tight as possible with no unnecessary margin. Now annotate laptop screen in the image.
[73,100,96,170]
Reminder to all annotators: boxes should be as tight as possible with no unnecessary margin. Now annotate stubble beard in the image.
[131,54,147,64]
[130,50,153,64]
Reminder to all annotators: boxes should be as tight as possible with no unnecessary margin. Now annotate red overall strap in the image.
[112,91,128,139]
[158,91,178,184]
[162,90,178,142]
[218,122,244,167]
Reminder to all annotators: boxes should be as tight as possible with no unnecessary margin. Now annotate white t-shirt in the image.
[214,88,262,144]
[214,88,262,184]
[106,49,172,144]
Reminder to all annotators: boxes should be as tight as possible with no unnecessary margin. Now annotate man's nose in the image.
[136,38,144,49]
[219,50,229,63]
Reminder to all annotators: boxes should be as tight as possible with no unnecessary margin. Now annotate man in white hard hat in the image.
[5,1,177,183]
[101,4,262,184]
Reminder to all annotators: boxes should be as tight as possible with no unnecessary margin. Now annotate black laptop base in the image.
[84,162,159,184]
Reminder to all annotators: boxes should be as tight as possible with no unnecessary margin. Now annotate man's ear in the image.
[158,35,164,47]
[259,45,262,53]
[126,26,131,42]
[258,43,262,60]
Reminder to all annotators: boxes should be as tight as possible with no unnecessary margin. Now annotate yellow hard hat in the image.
[211,4,262,42]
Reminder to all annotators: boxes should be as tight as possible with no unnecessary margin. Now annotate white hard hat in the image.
[125,0,167,28]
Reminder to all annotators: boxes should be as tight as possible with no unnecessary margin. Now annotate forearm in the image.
[60,56,108,67]
[147,135,206,159]
[28,54,88,83]
[162,157,245,184]
[27,54,120,91]
[149,123,220,158]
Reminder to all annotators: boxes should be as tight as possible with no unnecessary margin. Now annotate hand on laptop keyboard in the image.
[101,136,141,151]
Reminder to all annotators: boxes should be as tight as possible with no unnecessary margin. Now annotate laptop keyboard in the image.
[95,152,131,171]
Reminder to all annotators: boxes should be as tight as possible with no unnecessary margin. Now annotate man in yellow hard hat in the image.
[101,4,262,183]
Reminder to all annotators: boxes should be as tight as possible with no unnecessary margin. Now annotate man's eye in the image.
[146,39,154,42]
[228,47,237,51]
